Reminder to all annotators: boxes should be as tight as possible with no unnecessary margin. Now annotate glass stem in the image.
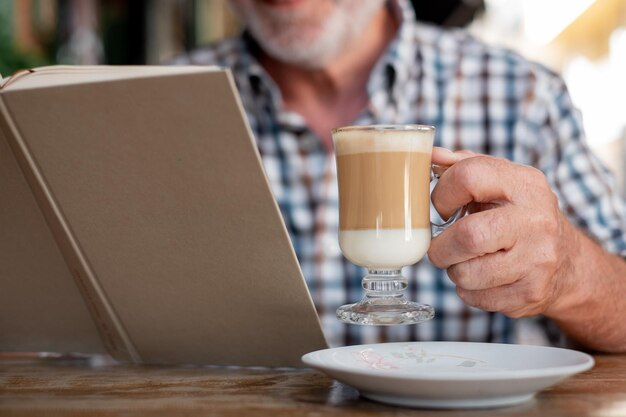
[362,269,407,298]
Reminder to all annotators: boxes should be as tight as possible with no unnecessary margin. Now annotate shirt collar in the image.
[366,0,418,122]
[367,0,418,95]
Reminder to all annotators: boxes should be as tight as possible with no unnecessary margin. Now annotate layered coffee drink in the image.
[333,125,459,325]
[333,126,433,269]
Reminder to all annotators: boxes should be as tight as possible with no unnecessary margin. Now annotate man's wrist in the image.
[544,216,589,320]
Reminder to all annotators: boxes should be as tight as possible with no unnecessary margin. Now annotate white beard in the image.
[230,0,387,69]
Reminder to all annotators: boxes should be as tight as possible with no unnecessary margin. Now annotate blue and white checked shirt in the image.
[174,0,626,347]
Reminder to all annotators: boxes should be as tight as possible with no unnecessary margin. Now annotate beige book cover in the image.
[0,66,327,366]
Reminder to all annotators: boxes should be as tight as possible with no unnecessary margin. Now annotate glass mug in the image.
[332,124,464,325]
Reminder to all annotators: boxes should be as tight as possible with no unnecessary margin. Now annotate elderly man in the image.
[174,0,626,350]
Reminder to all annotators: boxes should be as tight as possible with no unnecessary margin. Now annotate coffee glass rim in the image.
[331,124,435,135]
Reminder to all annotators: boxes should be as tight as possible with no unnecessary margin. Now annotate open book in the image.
[0,66,327,366]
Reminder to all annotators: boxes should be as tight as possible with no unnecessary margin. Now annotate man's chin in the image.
[261,42,335,69]
[249,25,338,68]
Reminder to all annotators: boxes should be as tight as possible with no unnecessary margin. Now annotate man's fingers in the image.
[446,249,524,291]
[431,147,476,166]
[431,155,527,220]
[427,207,518,268]
[456,278,547,318]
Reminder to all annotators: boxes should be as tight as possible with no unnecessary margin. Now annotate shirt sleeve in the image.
[533,72,626,258]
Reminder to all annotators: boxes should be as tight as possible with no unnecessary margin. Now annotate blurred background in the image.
[1,0,625,192]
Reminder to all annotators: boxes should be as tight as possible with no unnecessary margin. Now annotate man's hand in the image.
[428,147,579,319]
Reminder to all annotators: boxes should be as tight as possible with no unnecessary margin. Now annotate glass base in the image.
[336,269,435,325]
[336,296,435,325]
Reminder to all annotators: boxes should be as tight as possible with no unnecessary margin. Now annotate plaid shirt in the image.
[174,0,626,348]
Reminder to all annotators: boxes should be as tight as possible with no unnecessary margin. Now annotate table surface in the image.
[1,353,626,417]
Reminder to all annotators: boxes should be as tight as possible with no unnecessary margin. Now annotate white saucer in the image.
[301,342,594,409]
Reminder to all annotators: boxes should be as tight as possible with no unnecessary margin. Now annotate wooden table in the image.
[1,353,625,417]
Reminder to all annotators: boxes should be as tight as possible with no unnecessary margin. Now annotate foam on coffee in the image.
[333,126,433,156]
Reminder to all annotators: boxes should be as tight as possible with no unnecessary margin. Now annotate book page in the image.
[0,66,221,91]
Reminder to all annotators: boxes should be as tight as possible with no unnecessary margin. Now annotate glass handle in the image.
[430,164,467,237]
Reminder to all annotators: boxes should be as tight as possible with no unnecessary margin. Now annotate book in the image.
[0,66,327,366]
